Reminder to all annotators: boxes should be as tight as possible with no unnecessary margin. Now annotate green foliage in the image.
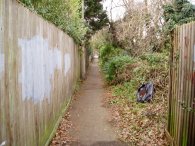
[103,55,135,84]
[139,52,169,66]
[90,28,113,51]
[99,44,123,66]
[163,0,195,52]
[84,0,109,53]
[20,0,87,44]
[108,53,169,145]
[111,52,169,101]
[163,0,195,34]
[112,82,137,101]
[21,0,109,43]
[98,44,169,86]
[21,0,34,7]
[99,44,169,86]
[84,0,109,32]
[98,43,138,84]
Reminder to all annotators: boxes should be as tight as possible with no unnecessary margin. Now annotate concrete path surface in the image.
[69,60,127,146]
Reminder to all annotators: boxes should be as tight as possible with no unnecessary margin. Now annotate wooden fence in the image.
[169,22,195,146]
[0,0,85,145]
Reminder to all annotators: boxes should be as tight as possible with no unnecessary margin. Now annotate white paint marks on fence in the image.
[18,35,62,102]
[0,141,6,146]
[64,53,71,75]
[194,45,195,70]
[0,53,4,77]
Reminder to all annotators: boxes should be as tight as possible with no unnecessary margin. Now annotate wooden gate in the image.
[169,22,195,146]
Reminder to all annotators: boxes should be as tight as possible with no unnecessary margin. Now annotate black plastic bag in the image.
[136,82,155,103]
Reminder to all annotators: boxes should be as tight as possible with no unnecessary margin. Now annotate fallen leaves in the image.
[50,112,74,146]
[103,87,169,146]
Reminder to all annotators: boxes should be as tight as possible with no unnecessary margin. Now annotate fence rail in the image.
[169,22,195,146]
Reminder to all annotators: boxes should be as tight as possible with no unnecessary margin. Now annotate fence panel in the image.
[0,1,83,145]
[169,22,195,146]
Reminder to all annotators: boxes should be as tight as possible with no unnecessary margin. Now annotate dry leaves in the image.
[50,112,74,146]
[104,88,169,146]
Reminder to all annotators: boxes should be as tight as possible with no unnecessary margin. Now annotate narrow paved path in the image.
[69,60,126,146]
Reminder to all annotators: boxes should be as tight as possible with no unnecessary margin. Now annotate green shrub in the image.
[99,44,123,66]
[89,28,113,51]
[103,55,136,84]
[20,0,87,44]
[163,0,195,34]
[110,52,169,101]
[140,53,169,66]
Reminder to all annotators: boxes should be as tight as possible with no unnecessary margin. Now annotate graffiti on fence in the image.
[193,45,195,85]
[0,53,4,78]
[18,35,63,102]
[194,45,195,70]
[64,53,71,75]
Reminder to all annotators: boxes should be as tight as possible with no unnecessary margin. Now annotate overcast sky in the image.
[103,0,125,20]
[103,0,126,21]
[103,0,195,21]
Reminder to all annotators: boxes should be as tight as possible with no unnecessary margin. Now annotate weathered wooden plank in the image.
[0,0,5,143]
[0,0,84,145]
[173,27,177,140]
[187,22,194,146]
[176,25,183,146]
[189,22,195,146]
[169,22,195,146]
[182,23,190,146]
[174,27,180,145]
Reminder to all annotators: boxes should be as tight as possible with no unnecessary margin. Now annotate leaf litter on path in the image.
[50,111,74,146]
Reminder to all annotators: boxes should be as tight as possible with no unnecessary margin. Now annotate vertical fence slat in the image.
[190,22,195,146]
[187,22,194,146]
[175,27,179,145]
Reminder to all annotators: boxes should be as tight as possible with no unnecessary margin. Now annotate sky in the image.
[190,0,195,4]
[103,0,195,21]
[103,0,145,20]
[103,0,126,21]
